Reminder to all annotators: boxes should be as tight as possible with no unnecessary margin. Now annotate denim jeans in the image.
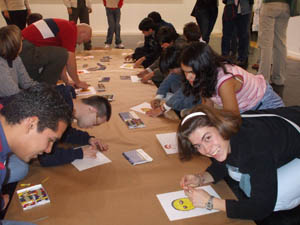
[249,83,284,112]
[1,220,36,225]
[105,8,122,45]
[222,11,251,62]
[5,154,29,184]
[195,6,218,43]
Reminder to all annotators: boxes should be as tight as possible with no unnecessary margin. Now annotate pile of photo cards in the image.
[17,184,50,210]
[119,111,145,129]
[122,149,153,165]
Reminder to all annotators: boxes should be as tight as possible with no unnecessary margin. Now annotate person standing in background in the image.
[221,0,253,69]
[258,0,290,86]
[191,0,218,44]
[63,0,92,50]
[103,0,124,49]
[0,0,31,30]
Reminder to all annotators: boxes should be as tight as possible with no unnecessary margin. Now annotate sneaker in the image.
[104,44,111,49]
[115,43,125,49]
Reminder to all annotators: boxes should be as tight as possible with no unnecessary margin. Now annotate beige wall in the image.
[1,1,299,59]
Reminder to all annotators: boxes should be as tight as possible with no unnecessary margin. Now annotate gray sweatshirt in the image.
[0,56,38,97]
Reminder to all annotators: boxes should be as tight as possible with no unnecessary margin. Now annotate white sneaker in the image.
[104,44,111,48]
[115,43,125,49]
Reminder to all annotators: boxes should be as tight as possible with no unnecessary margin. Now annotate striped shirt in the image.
[210,64,266,112]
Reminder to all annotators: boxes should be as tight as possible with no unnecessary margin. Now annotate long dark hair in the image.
[180,42,232,103]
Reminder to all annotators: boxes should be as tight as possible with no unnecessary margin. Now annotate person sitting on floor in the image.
[22,18,91,89]
[183,22,203,43]
[137,25,186,86]
[178,105,300,220]
[147,11,175,32]
[0,25,38,98]
[0,84,72,225]
[2,85,111,183]
[180,42,284,115]
[146,44,201,119]
[124,17,161,69]
[33,85,111,167]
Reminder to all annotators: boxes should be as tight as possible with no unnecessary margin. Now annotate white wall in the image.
[1,1,299,59]
[0,0,224,35]
[287,16,300,59]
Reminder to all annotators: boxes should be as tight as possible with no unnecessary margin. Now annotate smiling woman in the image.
[177,105,300,220]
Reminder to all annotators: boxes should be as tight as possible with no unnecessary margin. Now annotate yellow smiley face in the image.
[172,198,195,211]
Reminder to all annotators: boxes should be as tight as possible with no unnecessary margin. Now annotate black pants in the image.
[195,6,218,43]
[69,4,91,50]
[2,10,28,30]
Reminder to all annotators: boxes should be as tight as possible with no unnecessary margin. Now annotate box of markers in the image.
[17,184,50,210]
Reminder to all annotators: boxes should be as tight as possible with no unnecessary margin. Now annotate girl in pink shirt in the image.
[180,42,284,115]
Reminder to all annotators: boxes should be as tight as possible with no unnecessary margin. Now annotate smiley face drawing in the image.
[172,198,195,211]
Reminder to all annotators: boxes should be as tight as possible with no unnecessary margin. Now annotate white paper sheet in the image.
[156,132,178,154]
[75,86,96,96]
[130,75,141,83]
[156,185,220,221]
[130,102,151,114]
[71,151,111,171]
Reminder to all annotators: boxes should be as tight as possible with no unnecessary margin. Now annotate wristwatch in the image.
[206,195,214,210]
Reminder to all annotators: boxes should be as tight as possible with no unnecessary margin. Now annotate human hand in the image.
[89,137,109,151]
[88,8,92,13]
[134,57,146,68]
[180,174,203,189]
[2,194,10,210]
[150,99,161,109]
[137,70,148,78]
[82,145,97,159]
[141,72,154,84]
[27,9,31,15]
[184,188,211,208]
[146,107,163,117]
[3,10,9,19]
[75,81,89,89]
[124,54,133,61]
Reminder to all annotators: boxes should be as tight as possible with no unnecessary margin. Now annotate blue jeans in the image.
[1,220,36,225]
[250,83,285,112]
[5,154,29,184]
[222,11,251,62]
[195,6,218,43]
[166,88,202,112]
[105,8,122,45]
